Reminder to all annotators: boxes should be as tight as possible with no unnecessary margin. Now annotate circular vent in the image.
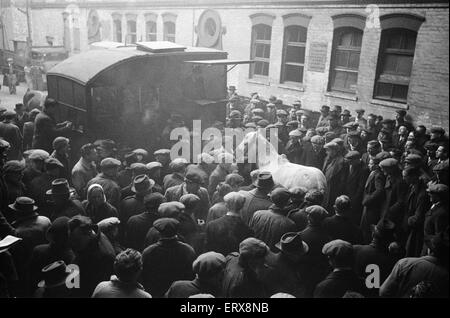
[197,10,222,48]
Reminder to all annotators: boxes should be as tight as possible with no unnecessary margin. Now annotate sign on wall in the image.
[308,42,328,73]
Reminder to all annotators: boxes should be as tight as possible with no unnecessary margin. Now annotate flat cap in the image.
[29,149,50,161]
[251,108,265,114]
[158,202,185,218]
[130,163,148,175]
[367,140,381,148]
[379,158,398,168]
[404,154,423,165]
[143,192,165,208]
[344,151,361,160]
[276,109,288,117]
[2,110,16,119]
[44,157,64,169]
[320,105,330,111]
[289,129,303,137]
[169,157,189,170]
[180,193,201,210]
[324,141,339,149]
[343,122,359,129]
[153,149,171,156]
[192,252,226,277]
[270,187,291,206]
[331,138,344,146]
[305,205,329,223]
[153,218,179,237]
[315,127,329,135]
[100,157,121,168]
[132,148,148,157]
[373,151,391,164]
[146,161,163,171]
[430,127,445,134]
[347,130,361,137]
[355,108,365,114]
[310,135,324,144]
[257,119,269,127]
[287,120,299,127]
[322,239,353,259]
[427,183,449,195]
[245,122,257,129]
[3,160,25,173]
[229,110,242,118]
[239,238,269,260]
[52,137,69,150]
[185,171,203,185]
[97,217,120,233]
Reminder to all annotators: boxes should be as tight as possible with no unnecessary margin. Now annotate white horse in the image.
[236,131,327,193]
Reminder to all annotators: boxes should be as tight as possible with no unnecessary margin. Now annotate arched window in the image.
[146,21,157,41]
[329,27,363,93]
[164,21,176,42]
[281,25,307,84]
[250,24,272,78]
[127,20,137,44]
[112,13,122,42]
[374,28,417,103]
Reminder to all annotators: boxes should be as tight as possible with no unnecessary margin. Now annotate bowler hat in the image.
[46,178,72,196]
[131,174,155,194]
[255,171,275,189]
[9,196,38,214]
[275,232,309,259]
[38,261,79,289]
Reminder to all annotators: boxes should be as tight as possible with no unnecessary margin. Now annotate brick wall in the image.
[27,1,449,128]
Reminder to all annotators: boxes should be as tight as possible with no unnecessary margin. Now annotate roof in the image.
[47,43,224,86]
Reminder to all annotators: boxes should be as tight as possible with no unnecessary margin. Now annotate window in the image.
[163,21,176,42]
[374,28,417,103]
[113,19,122,42]
[250,24,272,78]
[329,27,363,93]
[127,20,137,44]
[146,21,157,41]
[281,25,307,83]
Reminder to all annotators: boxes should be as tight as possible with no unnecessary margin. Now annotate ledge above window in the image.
[278,83,305,92]
[370,99,408,110]
[325,91,358,101]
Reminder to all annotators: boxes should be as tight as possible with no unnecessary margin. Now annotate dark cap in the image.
[379,158,399,169]
[345,151,361,160]
[153,149,171,156]
[341,109,351,116]
[427,183,449,196]
[270,187,291,206]
[322,239,353,260]
[355,109,365,114]
[371,219,395,240]
[404,154,423,166]
[180,193,201,210]
[185,171,203,185]
[143,192,165,209]
[153,218,179,237]
[320,105,330,112]
[430,127,445,135]
[45,157,64,169]
[239,238,269,260]
[373,151,391,164]
[3,160,25,173]
[158,202,185,218]
[229,110,242,119]
[347,130,361,138]
[396,109,407,116]
[100,157,121,169]
[192,252,226,278]
[305,205,329,224]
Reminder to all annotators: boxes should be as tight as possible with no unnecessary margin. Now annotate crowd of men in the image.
[0,87,448,298]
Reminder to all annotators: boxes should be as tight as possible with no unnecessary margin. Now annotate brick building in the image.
[22,0,450,127]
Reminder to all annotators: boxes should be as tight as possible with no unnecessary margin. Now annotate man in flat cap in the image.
[0,139,17,238]
[381,230,449,298]
[360,151,388,243]
[430,127,448,148]
[166,251,226,298]
[87,158,122,209]
[32,98,72,153]
[354,109,367,130]
[72,143,98,200]
[422,183,449,255]
[142,218,196,297]
[340,109,352,125]
[343,151,370,225]
[301,135,326,169]
[153,149,171,183]
[402,166,430,257]
[2,160,26,208]
[395,109,414,133]
[165,171,210,221]
[353,219,397,297]
[316,105,330,129]
[327,112,345,137]
[249,187,297,251]
[22,149,49,189]
[185,153,214,189]
[275,109,290,147]
[314,239,364,298]
[222,237,276,298]
[50,136,71,182]
[322,141,348,213]
[361,140,381,168]
[0,110,22,161]
[285,129,304,164]
[366,113,380,141]
[379,158,409,229]
[163,157,188,191]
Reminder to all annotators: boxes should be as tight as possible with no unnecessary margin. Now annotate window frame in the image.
[162,13,177,43]
[144,13,158,42]
[372,13,425,104]
[126,19,137,44]
[328,27,363,94]
[248,13,275,80]
[280,25,308,85]
[112,13,123,43]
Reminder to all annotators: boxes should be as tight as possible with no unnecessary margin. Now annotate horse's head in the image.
[236,130,280,168]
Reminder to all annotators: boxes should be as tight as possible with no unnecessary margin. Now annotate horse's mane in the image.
[238,131,281,168]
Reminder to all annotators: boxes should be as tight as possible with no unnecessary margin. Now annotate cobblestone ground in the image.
[0,75,46,111]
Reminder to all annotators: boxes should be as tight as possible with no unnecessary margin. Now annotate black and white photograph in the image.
[0,0,448,303]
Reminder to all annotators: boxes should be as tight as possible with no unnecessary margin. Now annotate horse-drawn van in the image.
[46,41,252,152]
